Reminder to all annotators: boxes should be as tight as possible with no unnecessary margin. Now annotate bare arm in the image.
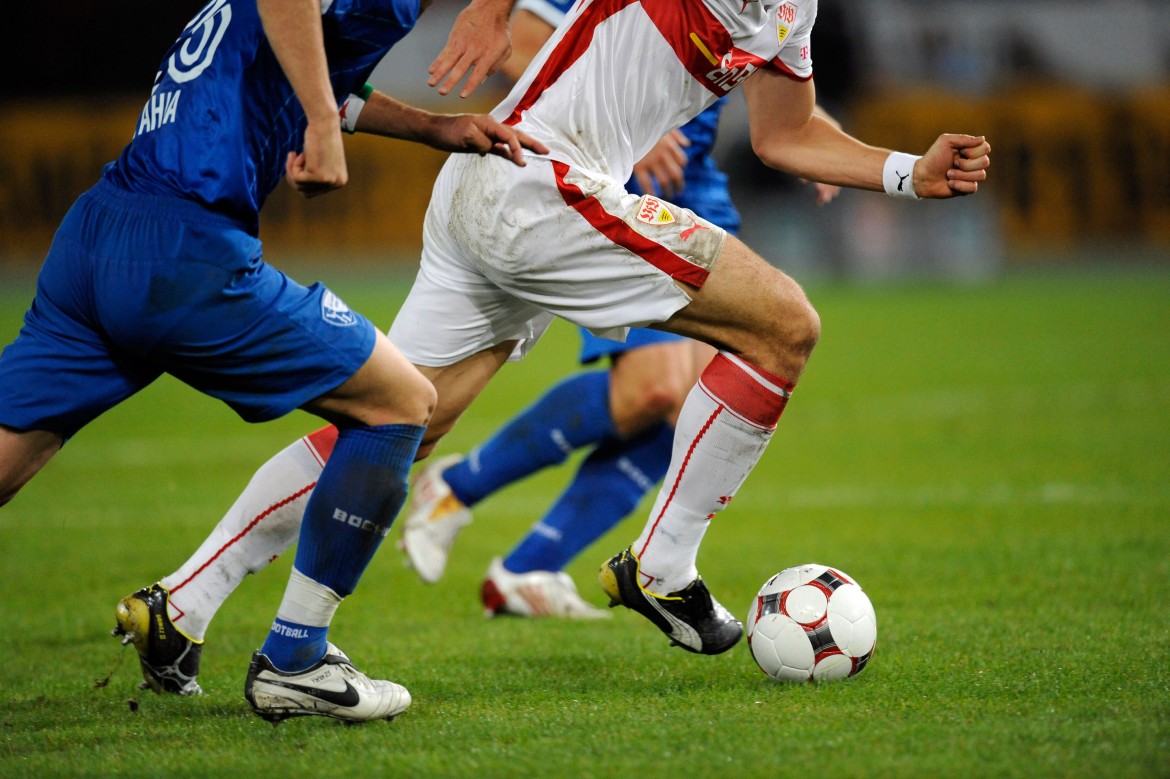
[352,90,549,164]
[804,105,842,206]
[743,70,990,199]
[257,0,348,198]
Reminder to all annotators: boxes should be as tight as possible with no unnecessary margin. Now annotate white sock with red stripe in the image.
[632,353,793,596]
[158,427,337,640]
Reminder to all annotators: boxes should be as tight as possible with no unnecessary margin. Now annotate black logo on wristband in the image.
[896,171,909,192]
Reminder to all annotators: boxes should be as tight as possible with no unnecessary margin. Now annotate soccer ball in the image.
[746,564,877,682]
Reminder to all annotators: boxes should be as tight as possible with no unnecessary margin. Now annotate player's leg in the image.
[161,428,338,636]
[0,428,62,507]
[600,235,818,654]
[485,337,712,616]
[606,338,713,433]
[137,338,433,662]
[484,421,674,618]
[400,346,616,583]
[109,423,337,697]
[242,331,431,722]
[252,331,432,660]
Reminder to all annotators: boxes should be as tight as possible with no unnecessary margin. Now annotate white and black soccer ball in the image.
[746,564,877,682]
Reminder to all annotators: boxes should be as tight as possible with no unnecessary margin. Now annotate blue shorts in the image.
[0,180,376,438]
[578,327,684,364]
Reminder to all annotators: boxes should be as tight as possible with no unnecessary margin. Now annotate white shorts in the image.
[388,154,727,367]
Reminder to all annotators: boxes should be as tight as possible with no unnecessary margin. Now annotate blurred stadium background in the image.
[2,0,1169,277]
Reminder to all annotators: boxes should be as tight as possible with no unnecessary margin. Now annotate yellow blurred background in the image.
[2,0,1169,275]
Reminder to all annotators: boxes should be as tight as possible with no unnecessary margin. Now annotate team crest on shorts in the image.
[635,195,676,225]
[321,290,358,327]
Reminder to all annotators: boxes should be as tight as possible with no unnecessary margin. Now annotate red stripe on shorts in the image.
[553,160,709,287]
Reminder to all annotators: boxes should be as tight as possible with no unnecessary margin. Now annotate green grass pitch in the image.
[0,267,1167,777]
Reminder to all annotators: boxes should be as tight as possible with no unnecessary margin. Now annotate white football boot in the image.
[244,643,411,723]
[481,557,610,619]
[399,455,472,584]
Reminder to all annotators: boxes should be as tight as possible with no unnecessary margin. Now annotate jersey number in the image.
[168,0,233,84]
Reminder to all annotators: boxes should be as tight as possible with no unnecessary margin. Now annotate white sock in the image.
[159,427,336,640]
[274,566,342,628]
[633,354,793,595]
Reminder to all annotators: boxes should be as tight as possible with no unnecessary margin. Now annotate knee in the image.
[395,370,438,427]
[617,379,680,433]
[746,288,821,381]
[609,355,693,435]
[783,297,821,359]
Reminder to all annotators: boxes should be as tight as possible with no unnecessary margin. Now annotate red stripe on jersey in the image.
[641,0,808,92]
[504,0,639,126]
[505,0,809,125]
[553,161,709,287]
[641,0,732,95]
[304,425,339,465]
[699,353,793,429]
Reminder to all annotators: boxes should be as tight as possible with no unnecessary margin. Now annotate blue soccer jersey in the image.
[103,0,421,230]
[0,0,425,438]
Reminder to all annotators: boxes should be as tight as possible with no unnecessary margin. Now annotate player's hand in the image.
[286,118,348,198]
[633,130,690,198]
[428,0,512,98]
[914,134,991,199]
[800,179,842,206]
[432,114,550,165]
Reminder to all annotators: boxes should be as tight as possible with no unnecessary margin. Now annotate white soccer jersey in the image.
[495,0,816,184]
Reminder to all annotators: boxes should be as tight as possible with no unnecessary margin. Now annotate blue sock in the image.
[263,619,328,672]
[444,371,615,506]
[260,423,424,671]
[504,422,674,573]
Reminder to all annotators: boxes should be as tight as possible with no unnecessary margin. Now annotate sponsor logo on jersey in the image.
[136,89,182,137]
[321,290,358,327]
[692,34,759,92]
[690,32,720,67]
[680,223,710,241]
[636,196,676,225]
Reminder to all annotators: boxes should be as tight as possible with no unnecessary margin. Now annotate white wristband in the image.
[883,152,922,199]
[339,93,366,135]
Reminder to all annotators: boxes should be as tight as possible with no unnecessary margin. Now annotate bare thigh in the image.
[658,236,821,382]
[303,331,437,429]
[412,340,518,460]
[0,427,62,507]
